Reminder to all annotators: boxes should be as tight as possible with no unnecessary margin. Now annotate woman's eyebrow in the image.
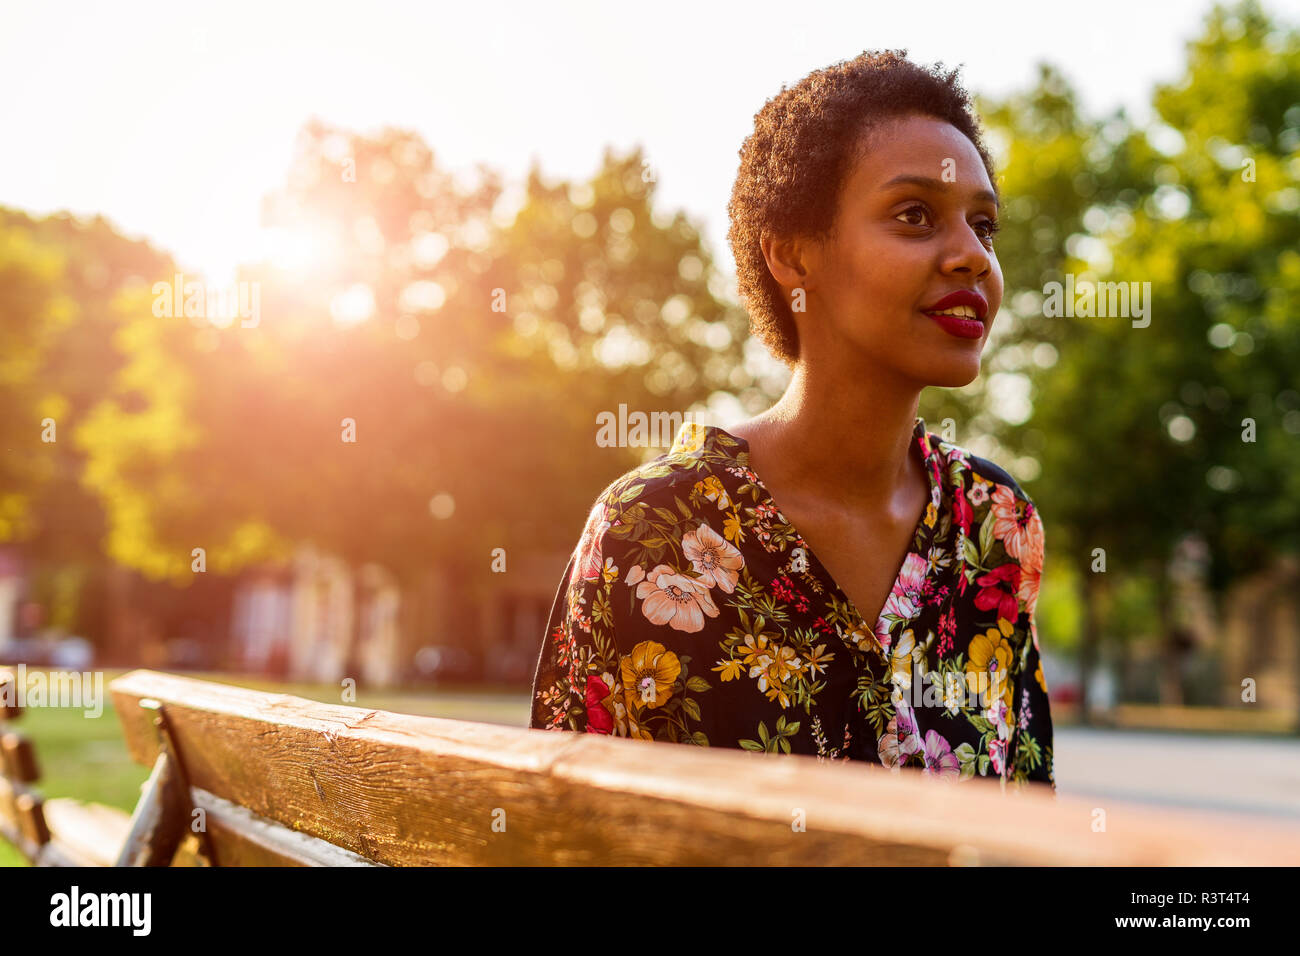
[879,173,999,207]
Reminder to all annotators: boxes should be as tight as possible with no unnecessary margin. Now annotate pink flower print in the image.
[681,523,745,593]
[875,551,929,645]
[635,564,720,633]
[881,695,924,768]
[984,693,1013,774]
[922,730,961,779]
[989,736,1008,777]
[990,484,1038,564]
[1017,506,1045,617]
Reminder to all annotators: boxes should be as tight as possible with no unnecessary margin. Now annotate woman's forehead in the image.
[848,118,996,195]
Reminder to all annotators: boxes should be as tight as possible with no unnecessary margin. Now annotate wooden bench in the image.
[5,666,1300,866]
[0,666,52,862]
[0,666,144,866]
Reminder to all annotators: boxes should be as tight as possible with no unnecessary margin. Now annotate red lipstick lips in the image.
[922,289,988,339]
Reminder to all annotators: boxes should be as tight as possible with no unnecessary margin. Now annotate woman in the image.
[529,50,1054,791]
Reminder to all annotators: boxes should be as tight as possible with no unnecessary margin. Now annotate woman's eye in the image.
[895,205,930,227]
[974,219,1002,242]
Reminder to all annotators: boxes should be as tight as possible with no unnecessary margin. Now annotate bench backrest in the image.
[108,668,1300,866]
[0,667,53,861]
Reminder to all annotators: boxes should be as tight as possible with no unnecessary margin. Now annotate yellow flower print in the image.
[673,422,706,454]
[713,658,744,681]
[722,509,746,546]
[764,683,792,709]
[624,708,655,741]
[804,643,834,678]
[942,672,966,715]
[600,556,619,584]
[621,640,682,711]
[694,475,732,511]
[847,621,882,656]
[889,628,925,691]
[966,627,1014,708]
[739,632,774,675]
[1035,659,1048,694]
[766,643,802,684]
[923,501,938,529]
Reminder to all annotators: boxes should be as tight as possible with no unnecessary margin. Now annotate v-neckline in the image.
[696,418,943,658]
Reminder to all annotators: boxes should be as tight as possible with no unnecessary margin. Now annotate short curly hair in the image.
[726,50,997,368]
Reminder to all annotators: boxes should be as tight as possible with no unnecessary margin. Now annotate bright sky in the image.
[2,0,1294,289]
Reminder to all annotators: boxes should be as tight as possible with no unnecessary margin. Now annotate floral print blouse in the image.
[529,417,1055,792]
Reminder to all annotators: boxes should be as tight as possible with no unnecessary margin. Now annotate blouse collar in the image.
[671,416,947,550]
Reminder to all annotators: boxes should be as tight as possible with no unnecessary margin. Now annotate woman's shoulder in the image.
[567,423,749,579]
[968,456,1037,509]
[926,432,1045,579]
[588,422,748,516]
[928,431,1039,508]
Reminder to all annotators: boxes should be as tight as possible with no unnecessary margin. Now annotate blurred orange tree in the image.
[67,121,755,613]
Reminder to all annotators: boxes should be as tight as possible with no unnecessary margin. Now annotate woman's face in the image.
[786,113,1003,388]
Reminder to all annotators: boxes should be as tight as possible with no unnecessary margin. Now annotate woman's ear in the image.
[760,231,815,300]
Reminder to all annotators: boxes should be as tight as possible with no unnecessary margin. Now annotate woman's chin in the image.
[921,360,982,389]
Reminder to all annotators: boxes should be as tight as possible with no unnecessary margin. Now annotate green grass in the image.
[1,669,531,867]
[1,674,151,867]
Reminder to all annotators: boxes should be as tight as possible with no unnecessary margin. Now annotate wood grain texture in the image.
[107,669,1300,866]
[115,751,192,866]
[195,788,379,866]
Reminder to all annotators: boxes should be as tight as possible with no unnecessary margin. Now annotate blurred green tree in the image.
[1006,0,1300,713]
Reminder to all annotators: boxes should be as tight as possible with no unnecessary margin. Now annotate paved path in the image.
[1055,727,1300,822]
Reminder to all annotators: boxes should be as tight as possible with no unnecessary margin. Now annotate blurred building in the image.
[226,543,567,688]
[1219,553,1300,714]
[0,547,20,651]
[229,545,401,686]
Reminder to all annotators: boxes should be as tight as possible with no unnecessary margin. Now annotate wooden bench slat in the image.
[108,668,1300,867]
[42,798,133,867]
[0,777,50,857]
[195,789,379,866]
[15,791,50,846]
[0,774,18,828]
[0,667,20,720]
[1,732,40,782]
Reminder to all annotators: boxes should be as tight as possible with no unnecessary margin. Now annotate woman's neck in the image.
[730,361,925,513]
